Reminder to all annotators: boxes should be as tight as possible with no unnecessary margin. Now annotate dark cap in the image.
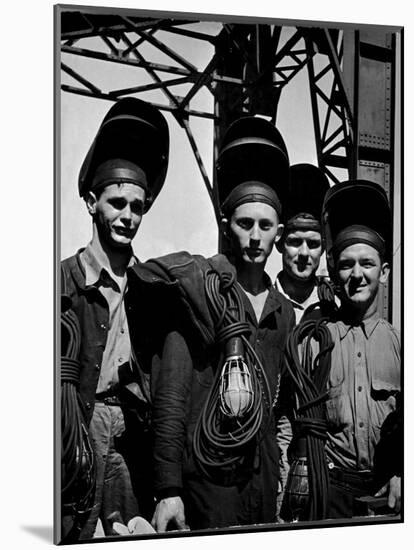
[221,181,282,218]
[322,179,391,265]
[332,224,386,259]
[78,98,169,212]
[216,116,289,217]
[284,163,330,232]
[90,159,148,195]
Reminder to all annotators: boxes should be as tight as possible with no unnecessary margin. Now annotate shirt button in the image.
[357,352,361,358]
[359,421,364,428]
[120,328,125,334]
[118,357,123,363]
[95,363,100,371]
[100,323,106,330]
[358,386,362,392]
[85,402,91,410]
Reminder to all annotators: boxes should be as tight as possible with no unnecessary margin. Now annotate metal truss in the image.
[305,28,355,185]
[59,11,387,214]
[272,28,315,91]
[212,25,314,124]
[62,14,226,221]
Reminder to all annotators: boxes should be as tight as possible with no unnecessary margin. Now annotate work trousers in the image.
[80,403,139,539]
[328,467,378,519]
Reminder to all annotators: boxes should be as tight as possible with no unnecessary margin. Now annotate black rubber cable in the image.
[61,302,96,542]
[193,270,275,479]
[283,318,334,521]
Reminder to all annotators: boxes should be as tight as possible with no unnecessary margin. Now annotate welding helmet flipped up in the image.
[321,179,392,275]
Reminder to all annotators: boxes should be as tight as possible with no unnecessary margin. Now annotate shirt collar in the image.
[262,284,284,317]
[80,241,136,291]
[240,274,283,325]
[336,312,381,340]
[275,272,291,300]
[275,271,319,310]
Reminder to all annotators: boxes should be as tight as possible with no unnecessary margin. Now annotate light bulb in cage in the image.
[219,337,254,418]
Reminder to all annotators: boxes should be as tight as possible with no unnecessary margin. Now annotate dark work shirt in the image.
[151,283,295,496]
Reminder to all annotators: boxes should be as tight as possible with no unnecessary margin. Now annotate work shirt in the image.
[325,315,400,471]
[126,252,295,527]
[152,280,295,492]
[80,242,136,394]
[140,258,296,528]
[275,272,320,324]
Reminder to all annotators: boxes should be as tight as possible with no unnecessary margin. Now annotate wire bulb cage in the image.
[219,337,254,418]
[282,448,310,522]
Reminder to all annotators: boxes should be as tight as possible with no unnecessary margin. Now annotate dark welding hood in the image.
[286,164,330,223]
[322,179,392,268]
[216,116,290,217]
[78,97,169,212]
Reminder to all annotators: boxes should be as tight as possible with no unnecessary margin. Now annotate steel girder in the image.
[59,12,321,223]
[305,27,397,322]
[59,10,399,321]
[59,11,397,207]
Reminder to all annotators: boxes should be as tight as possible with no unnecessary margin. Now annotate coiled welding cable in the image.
[301,277,339,320]
[283,318,334,520]
[193,270,274,478]
[61,300,96,542]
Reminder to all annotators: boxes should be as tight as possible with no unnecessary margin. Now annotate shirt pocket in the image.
[325,384,353,432]
[370,374,400,433]
[371,374,400,395]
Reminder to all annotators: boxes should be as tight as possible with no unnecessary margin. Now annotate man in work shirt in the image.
[320,179,401,518]
[274,164,332,516]
[61,98,169,539]
[127,116,295,531]
[276,163,332,324]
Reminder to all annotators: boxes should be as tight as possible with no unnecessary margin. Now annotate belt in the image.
[96,396,122,406]
[95,388,123,406]
[95,389,152,429]
[328,463,374,489]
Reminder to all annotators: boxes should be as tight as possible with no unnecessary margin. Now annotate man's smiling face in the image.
[282,229,322,282]
[336,242,389,311]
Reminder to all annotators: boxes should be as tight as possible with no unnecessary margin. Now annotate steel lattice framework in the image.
[58,8,399,321]
[59,11,367,217]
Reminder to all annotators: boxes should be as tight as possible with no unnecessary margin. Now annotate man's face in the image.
[227,202,282,265]
[335,243,389,310]
[87,183,146,248]
[282,230,322,281]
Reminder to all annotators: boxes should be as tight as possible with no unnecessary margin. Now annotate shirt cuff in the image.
[156,487,182,501]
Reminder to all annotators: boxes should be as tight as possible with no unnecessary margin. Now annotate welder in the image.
[281,180,401,520]
[321,180,401,518]
[61,97,169,539]
[275,163,334,323]
[273,163,334,518]
[126,116,295,531]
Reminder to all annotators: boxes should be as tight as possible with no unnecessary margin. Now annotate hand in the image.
[151,496,189,533]
[375,475,401,513]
